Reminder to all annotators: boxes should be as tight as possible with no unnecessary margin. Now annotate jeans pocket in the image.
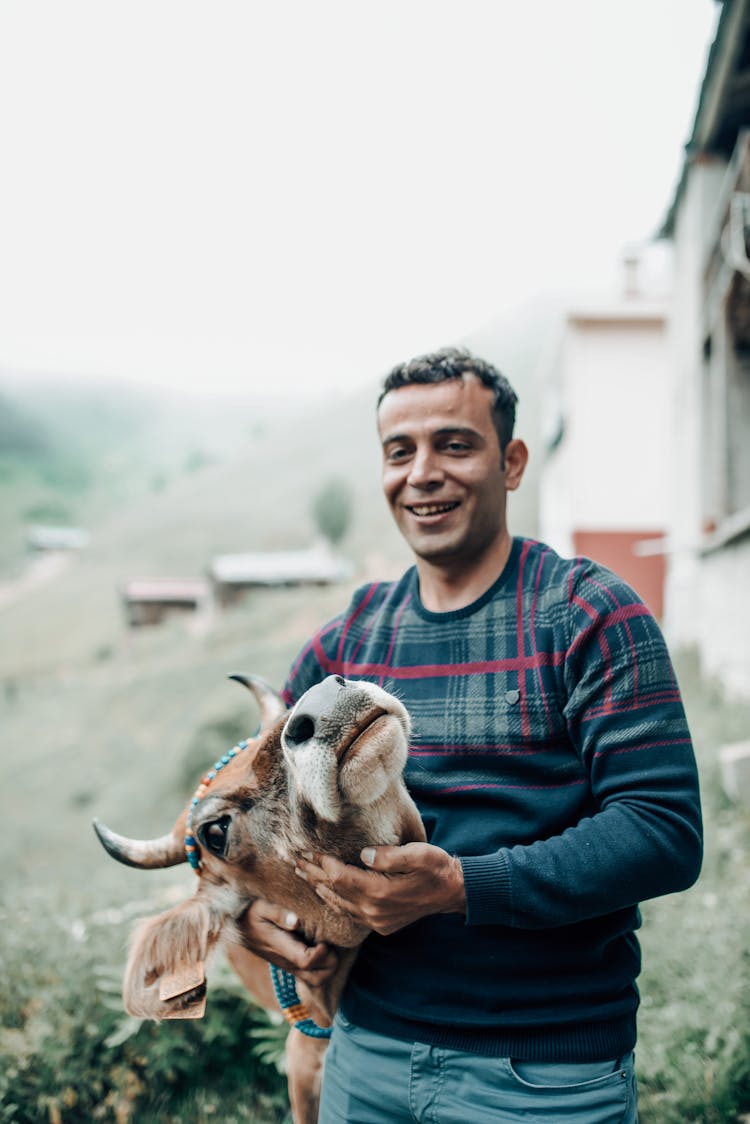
[333,1009,356,1033]
[508,1055,631,1091]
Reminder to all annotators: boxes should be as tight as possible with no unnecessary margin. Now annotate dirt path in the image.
[0,552,73,609]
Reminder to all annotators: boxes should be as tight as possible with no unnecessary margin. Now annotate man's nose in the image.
[407,447,443,488]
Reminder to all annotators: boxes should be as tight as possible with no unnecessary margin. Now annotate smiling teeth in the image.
[409,503,458,516]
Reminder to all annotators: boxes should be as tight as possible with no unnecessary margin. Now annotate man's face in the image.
[377,375,515,567]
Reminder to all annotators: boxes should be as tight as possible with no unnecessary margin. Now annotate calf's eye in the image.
[199,815,231,857]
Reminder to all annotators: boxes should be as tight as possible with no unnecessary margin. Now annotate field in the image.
[1,376,749,1122]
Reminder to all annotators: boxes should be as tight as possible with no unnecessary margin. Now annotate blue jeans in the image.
[318,1012,638,1123]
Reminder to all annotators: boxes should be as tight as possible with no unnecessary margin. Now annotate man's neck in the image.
[415,534,514,613]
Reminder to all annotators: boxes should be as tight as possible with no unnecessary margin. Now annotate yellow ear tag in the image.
[159,960,207,1019]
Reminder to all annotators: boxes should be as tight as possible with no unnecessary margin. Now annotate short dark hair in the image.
[377,347,518,450]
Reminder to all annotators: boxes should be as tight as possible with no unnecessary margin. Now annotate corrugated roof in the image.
[209,548,353,585]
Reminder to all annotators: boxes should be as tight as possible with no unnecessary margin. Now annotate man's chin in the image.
[406,534,466,564]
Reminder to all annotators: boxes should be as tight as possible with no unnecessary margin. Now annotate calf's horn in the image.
[93,818,186,869]
[228,673,286,728]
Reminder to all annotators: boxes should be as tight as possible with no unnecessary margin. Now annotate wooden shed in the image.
[122,578,212,628]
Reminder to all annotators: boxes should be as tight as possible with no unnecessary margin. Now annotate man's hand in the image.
[236,899,339,987]
[294,842,466,936]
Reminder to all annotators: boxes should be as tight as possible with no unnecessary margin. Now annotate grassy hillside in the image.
[0,377,297,578]
[0,381,416,900]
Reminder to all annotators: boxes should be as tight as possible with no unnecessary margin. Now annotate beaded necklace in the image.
[183,735,332,1039]
[184,738,251,871]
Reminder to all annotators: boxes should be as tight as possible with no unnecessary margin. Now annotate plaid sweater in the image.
[283,538,703,1061]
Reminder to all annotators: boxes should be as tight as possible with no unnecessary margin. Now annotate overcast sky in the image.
[0,1,719,399]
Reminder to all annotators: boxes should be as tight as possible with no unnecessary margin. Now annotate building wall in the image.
[663,153,750,697]
[572,529,666,618]
[663,157,728,649]
[539,308,670,615]
[697,537,750,698]
[565,317,670,530]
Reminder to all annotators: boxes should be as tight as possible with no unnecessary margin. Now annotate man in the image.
[243,348,702,1122]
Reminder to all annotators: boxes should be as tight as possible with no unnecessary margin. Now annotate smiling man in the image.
[242,348,702,1123]
[377,364,527,610]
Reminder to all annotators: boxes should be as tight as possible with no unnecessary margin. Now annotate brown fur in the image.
[98,676,425,1124]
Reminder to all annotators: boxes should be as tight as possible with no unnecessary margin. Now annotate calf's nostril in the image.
[334,675,346,687]
[285,713,316,747]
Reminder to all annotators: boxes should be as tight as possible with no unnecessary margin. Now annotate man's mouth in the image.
[406,501,460,517]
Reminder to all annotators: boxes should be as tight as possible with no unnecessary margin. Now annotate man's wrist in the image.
[442,854,467,915]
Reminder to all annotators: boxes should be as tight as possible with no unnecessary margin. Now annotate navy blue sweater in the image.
[283,539,703,1061]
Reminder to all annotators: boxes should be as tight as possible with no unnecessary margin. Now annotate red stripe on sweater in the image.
[516,540,532,738]
[286,620,340,690]
[567,602,652,661]
[583,575,639,703]
[581,691,683,721]
[378,593,411,686]
[529,545,555,733]
[593,737,693,759]
[437,779,588,793]
[337,583,379,664]
[314,653,567,678]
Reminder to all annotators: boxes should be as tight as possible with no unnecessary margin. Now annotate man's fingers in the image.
[299,942,338,970]
[359,842,430,874]
[273,929,337,972]
[251,898,300,931]
[313,883,348,914]
[295,853,370,897]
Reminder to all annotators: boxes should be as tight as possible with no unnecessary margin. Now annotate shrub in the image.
[0,893,288,1124]
[312,478,352,546]
[635,652,750,1122]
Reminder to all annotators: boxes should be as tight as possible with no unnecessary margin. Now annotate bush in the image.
[0,893,288,1124]
[312,478,352,546]
[635,652,750,1122]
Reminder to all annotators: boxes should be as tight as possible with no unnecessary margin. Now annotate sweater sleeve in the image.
[461,563,703,929]
[282,622,338,706]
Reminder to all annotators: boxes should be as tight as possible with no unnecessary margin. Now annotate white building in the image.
[208,546,354,606]
[538,251,671,619]
[660,0,750,697]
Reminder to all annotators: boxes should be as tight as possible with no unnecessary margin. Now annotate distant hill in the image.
[0,377,296,576]
[0,305,555,576]
[0,390,56,460]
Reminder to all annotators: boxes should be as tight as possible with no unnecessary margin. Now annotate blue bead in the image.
[192,797,199,805]
[228,748,237,757]
[207,771,215,779]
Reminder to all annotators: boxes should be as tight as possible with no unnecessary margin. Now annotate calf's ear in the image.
[123,896,226,1020]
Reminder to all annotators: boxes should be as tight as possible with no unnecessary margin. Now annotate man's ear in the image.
[503,439,528,492]
[123,896,227,1020]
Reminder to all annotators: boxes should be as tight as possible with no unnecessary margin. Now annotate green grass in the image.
[635,652,750,1122]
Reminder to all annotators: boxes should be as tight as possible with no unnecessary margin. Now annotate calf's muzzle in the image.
[284,675,348,748]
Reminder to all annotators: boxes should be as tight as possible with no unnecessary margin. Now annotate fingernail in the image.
[301,851,313,861]
[294,867,307,881]
[285,911,297,927]
[361,847,376,866]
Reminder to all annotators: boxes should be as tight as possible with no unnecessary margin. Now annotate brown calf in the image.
[94,674,425,1123]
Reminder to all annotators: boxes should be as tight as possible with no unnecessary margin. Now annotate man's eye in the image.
[199,815,231,857]
[444,441,471,454]
[386,447,410,462]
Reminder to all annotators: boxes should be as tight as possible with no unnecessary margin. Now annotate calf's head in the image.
[94,674,423,1019]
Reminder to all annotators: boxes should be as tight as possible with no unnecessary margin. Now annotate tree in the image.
[312,477,352,547]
